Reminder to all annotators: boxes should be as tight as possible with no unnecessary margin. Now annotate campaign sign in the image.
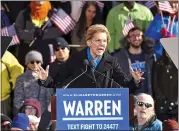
[56,88,129,130]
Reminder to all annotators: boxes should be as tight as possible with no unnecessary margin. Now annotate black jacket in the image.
[153,53,178,121]
[15,7,63,67]
[49,59,66,78]
[42,48,140,93]
[114,37,156,95]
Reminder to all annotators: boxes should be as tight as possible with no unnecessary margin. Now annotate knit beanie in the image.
[1,113,12,123]
[23,98,42,118]
[25,50,43,65]
[53,37,70,50]
[163,119,179,131]
[11,113,29,130]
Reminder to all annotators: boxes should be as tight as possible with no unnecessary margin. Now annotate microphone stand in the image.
[94,69,122,88]
[89,60,122,88]
[62,63,88,89]
[45,60,89,131]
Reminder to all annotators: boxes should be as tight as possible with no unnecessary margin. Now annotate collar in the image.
[132,115,157,131]
[122,2,140,12]
[54,59,66,64]
[25,68,38,78]
[87,47,102,71]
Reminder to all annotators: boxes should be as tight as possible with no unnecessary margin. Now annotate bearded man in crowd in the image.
[15,1,63,68]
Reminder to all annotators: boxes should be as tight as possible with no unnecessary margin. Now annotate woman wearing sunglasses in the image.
[13,50,54,117]
[130,93,162,130]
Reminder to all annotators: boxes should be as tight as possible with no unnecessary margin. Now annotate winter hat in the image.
[1,113,12,123]
[11,113,29,130]
[53,37,70,50]
[163,119,179,131]
[28,115,40,123]
[25,50,43,65]
[22,98,42,118]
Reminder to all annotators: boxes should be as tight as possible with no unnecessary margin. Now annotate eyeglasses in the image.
[25,106,36,110]
[92,39,107,44]
[129,34,142,38]
[55,47,65,51]
[137,101,152,108]
[30,61,41,64]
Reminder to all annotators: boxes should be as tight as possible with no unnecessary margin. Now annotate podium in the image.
[51,94,135,122]
[52,88,131,130]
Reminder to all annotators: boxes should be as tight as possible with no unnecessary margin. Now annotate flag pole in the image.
[167,16,171,31]
[29,8,58,47]
[160,11,165,27]
[155,2,165,26]
[170,15,176,35]
[29,20,50,47]
[4,3,10,12]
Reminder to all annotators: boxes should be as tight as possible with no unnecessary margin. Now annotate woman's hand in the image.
[35,65,49,80]
[130,67,145,83]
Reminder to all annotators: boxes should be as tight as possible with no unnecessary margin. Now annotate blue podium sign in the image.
[56,88,129,130]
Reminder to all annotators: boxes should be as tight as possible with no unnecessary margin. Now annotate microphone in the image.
[89,61,97,88]
[62,59,89,89]
[89,60,122,88]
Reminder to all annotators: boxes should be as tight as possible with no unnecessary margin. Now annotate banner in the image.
[56,88,129,130]
[160,37,178,69]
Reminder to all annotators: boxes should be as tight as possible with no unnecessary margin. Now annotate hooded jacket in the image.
[114,37,156,95]
[1,51,24,101]
[13,69,54,115]
[19,98,41,118]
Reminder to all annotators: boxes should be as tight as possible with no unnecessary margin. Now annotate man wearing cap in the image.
[49,37,70,80]
[13,50,53,115]
[15,1,63,68]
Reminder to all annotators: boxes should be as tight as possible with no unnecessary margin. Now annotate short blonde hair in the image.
[86,24,111,44]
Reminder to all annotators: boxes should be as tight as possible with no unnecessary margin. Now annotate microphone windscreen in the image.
[83,59,89,66]
[89,60,95,68]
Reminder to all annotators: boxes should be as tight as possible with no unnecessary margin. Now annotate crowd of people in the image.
[1,1,178,131]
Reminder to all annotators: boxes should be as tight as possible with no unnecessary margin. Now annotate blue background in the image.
[56,88,129,130]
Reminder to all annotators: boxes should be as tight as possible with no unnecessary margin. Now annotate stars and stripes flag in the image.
[81,1,104,12]
[158,1,175,14]
[144,1,156,9]
[50,8,76,35]
[48,44,56,63]
[1,24,20,45]
[138,1,156,9]
[122,17,135,36]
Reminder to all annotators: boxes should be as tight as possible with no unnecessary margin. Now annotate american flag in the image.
[122,17,135,36]
[50,8,76,35]
[81,1,104,12]
[48,44,55,63]
[138,1,156,9]
[144,1,156,9]
[1,24,20,45]
[158,1,175,14]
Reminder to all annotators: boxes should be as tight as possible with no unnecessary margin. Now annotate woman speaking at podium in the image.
[36,24,144,93]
